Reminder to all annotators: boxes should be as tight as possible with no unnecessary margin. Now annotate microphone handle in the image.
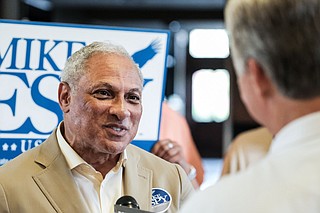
[114,205,152,213]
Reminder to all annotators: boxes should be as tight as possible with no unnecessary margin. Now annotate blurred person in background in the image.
[153,101,205,188]
[220,127,272,176]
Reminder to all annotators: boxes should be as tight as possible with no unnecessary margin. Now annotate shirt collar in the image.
[56,122,128,171]
[270,111,320,153]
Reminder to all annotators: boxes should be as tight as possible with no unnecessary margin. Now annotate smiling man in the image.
[0,41,193,213]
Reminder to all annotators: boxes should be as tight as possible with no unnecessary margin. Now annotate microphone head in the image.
[116,195,140,209]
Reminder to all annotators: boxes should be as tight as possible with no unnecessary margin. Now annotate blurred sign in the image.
[0,19,169,165]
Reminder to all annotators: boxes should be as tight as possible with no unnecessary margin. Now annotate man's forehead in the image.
[85,52,143,86]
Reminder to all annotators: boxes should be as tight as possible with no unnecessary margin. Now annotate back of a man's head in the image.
[225,0,320,99]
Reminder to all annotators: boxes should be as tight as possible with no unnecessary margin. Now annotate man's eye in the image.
[127,94,141,103]
[93,90,112,99]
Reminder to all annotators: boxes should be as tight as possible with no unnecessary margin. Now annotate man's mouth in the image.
[104,124,129,136]
[111,126,123,132]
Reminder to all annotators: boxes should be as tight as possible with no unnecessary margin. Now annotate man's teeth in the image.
[112,127,122,131]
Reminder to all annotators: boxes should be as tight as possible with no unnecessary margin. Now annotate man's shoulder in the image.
[0,141,45,177]
[0,131,58,174]
[127,144,169,161]
[127,144,179,169]
[0,152,35,185]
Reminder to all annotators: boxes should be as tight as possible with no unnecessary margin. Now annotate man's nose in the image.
[109,98,130,120]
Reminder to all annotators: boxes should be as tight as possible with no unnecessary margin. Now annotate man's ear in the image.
[247,58,273,97]
[58,82,71,113]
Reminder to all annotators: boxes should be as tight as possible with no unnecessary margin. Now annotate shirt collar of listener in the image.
[271,111,320,154]
[56,122,128,174]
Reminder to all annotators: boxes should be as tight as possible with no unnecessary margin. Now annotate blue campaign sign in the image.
[0,19,169,165]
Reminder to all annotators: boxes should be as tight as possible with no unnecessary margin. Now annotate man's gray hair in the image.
[60,41,143,91]
[225,0,320,99]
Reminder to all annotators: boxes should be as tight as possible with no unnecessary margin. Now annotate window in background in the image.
[192,69,230,123]
[189,28,230,123]
[189,29,229,58]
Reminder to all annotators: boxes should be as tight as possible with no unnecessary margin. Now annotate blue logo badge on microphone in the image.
[151,188,172,212]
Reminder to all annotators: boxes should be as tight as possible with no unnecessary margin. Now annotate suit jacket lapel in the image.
[33,132,89,213]
[123,145,152,211]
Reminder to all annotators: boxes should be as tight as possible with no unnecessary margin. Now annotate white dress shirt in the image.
[56,123,127,213]
[180,112,320,213]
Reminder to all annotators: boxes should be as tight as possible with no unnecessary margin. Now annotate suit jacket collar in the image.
[123,145,153,211]
[33,131,89,213]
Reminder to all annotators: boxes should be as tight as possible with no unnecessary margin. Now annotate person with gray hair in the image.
[179,0,320,212]
[0,41,193,213]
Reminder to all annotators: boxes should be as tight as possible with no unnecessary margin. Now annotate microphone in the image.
[114,195,152,213]
[116,196,140,209]
[114,189,172,213]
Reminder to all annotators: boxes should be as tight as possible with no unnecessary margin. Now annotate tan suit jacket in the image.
[0,131,194,213]
[221,127,273,176]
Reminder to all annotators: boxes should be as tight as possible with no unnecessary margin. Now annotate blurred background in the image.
[0,0,260,186]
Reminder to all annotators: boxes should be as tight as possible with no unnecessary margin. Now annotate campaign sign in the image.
[0,19,169,165]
